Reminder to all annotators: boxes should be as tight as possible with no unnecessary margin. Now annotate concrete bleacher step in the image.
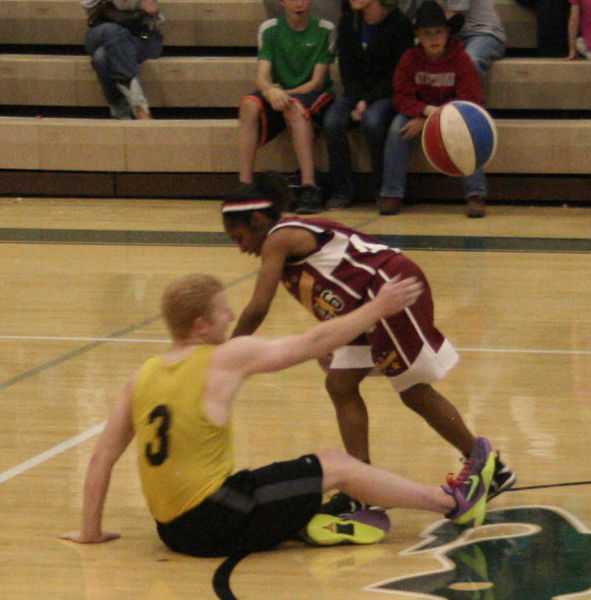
[0,0,535,48]
[1,116,590,175]
[2,55,588,111]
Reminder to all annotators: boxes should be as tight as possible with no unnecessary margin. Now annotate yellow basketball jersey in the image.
[131,345,233,523]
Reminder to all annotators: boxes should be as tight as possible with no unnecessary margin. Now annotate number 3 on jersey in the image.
[145,404,171,466]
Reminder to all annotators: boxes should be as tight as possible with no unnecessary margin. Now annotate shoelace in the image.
[446,456,476,488]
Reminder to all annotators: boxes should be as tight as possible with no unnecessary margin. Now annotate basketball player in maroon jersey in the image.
[222,171,515,515]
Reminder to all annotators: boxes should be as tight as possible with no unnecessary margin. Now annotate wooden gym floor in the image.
[1,197,590,600]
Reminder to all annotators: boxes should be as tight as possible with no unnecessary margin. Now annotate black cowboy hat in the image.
[413,1,464,33]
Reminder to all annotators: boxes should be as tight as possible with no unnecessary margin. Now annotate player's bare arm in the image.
[225,275,422,380]
[231,227,314,337]
[60,376,136,544]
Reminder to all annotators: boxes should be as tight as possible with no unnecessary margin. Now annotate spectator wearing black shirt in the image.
[322,0,414,209]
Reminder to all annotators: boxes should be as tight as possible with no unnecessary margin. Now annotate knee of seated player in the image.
[314,448,358,489]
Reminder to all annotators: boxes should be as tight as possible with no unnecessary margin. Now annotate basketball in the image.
[421,101,498,177]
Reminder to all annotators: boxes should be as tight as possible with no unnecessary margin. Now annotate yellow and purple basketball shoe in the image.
[303,509,391,546]
[443,437,496,528]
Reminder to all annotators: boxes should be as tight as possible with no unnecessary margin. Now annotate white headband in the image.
[222,199,273,213]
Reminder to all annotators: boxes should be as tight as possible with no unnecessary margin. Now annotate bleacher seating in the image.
[2,55,591,111]
[0,0,590,202]
[0,0,266,47]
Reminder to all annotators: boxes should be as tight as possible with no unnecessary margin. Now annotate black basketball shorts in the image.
[156,454,323,557]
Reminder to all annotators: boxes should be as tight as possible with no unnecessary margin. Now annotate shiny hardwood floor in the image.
[1,197,590,600]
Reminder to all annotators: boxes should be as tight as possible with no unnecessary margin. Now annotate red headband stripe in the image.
[222,199,273,213]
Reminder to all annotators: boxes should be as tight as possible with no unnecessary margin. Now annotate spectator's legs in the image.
[323,96,356,200]
[462,167,488,218]
[576,37,591,59]
[462,167,487,198]
[85,25,126,110]
[111,29,161,119]
[380,113,412,199]
[137,31,164,63]
[360,98,394,197]
[84,23,162,118]
[238,97,262,183]
[284,101,317,186]
[460,33,505,87]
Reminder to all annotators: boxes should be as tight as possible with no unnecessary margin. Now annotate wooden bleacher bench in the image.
[0,56,254,108]
[486,58,591,110]
[1,55,591,111]
[2,116,591,175]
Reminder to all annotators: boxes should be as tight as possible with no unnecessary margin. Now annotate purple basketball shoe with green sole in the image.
[443,437,496,528]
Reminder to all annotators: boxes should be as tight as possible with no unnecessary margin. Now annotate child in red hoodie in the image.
[378,0,487,218]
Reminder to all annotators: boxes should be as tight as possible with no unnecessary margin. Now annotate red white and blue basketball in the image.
[421,101,498,177]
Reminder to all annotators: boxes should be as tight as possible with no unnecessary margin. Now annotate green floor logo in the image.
[366,506,591,599]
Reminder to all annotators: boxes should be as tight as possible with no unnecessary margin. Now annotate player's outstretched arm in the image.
[234,275,422,375]
[205,276,422,426]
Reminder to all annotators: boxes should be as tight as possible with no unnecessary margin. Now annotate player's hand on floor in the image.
[59,531,121,544]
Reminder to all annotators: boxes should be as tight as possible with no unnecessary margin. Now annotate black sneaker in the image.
[488,455,516,500]
[294,184,323,214]
[320,491,366,516]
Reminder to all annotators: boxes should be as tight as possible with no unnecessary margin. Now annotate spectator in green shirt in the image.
[238,0,336,214]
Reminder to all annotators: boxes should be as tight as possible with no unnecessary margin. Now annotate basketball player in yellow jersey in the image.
[61,273,495,557]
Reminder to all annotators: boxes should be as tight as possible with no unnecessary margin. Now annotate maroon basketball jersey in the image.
[269,217,403,321]
[269,217,452,380]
